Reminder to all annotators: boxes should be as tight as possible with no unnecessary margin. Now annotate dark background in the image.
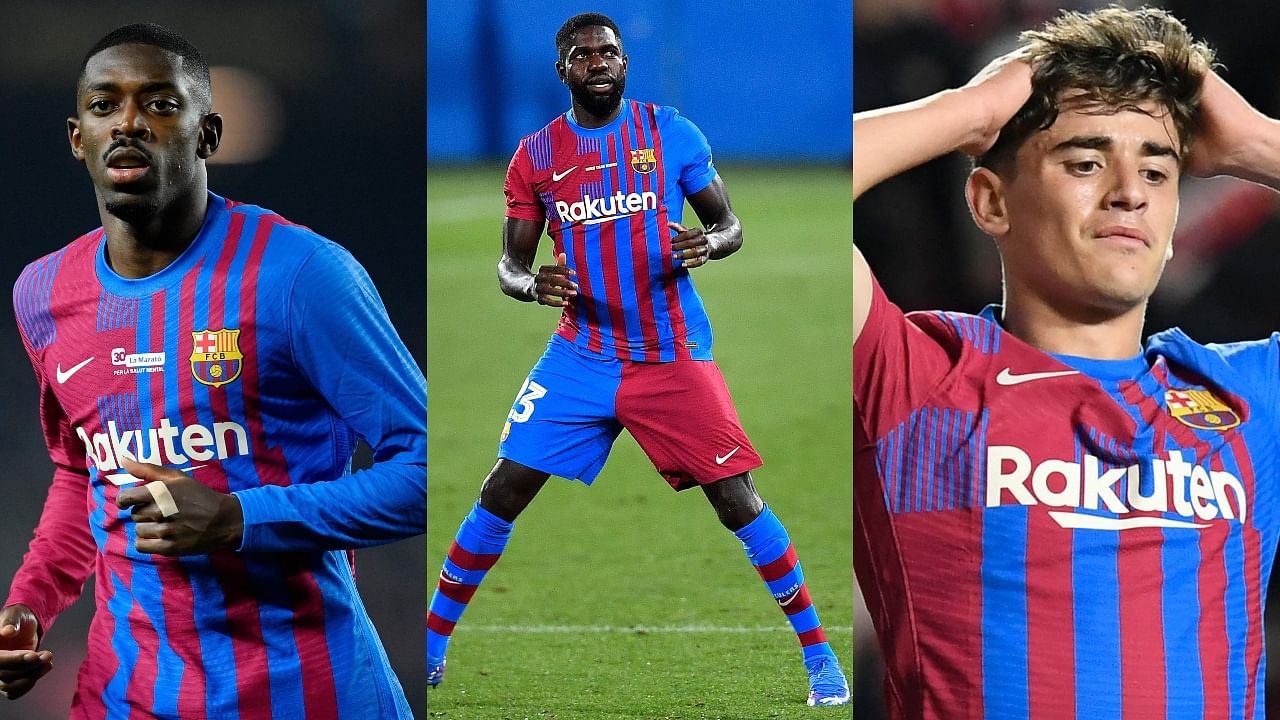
[0,2,425,718]
[855,0,1280,717]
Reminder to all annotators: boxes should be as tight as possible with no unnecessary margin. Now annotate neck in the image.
[99,183,208,280]
[571,99,624,129]
[1001,281,1147,359]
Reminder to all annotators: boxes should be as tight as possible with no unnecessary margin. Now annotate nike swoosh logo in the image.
[779,589,801,607]
[995,368,1080,386]
[56,357,94,384]
[551,166,578,182]
[715,446,741,465]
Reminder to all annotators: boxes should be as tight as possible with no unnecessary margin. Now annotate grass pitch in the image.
[427,165,852,719]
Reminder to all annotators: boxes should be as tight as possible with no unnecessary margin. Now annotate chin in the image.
[105,196,161,225]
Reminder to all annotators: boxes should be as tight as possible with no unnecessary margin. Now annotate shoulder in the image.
[220,198,362,282]
[1148,327,1280,394]
[14,228,100,299]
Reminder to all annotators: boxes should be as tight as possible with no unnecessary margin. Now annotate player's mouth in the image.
[1094,224,1150,249]
[586,76,616,95]
[104,147,153,184]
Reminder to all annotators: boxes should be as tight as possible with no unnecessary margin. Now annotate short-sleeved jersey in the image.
[504,99,719,362]
[854,274,1279,720]
[6,193,426,719]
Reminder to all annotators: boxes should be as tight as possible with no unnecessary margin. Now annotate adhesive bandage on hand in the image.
[145,481,180,517]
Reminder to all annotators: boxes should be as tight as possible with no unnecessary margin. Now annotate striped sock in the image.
[426,501,513,663]
[735,504,833,660]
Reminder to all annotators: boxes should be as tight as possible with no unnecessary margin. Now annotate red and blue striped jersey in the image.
[5,193,425,719]
[855,274,1278,719]
[504,99,719,362]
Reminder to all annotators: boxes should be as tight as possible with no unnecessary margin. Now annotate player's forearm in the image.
[1223,118,1280,192]
[233,460,426,551]
[853,90,988,200]
[5,466,96,634]
[706,214,742,260]
[497,255,537,302]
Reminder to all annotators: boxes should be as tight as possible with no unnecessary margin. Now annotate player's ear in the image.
[68,117,85,161]
[197,113,223,160]
[966,166,1010,237]
[555,61,567,84]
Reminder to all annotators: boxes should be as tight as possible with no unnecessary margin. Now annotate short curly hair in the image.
[978,6,1216,173]
[555,12,622,61]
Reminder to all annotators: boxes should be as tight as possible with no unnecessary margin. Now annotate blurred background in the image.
[428,1,852,717]
[855,0,1280,716]
[0,2,424,718]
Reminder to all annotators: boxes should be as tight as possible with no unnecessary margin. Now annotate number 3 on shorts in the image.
[508,378,547,423]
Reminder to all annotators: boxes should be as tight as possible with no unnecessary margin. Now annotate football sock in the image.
[426,501,513,662]
[734,504,833,661]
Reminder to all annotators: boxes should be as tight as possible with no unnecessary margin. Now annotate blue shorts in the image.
[498,336,761,490]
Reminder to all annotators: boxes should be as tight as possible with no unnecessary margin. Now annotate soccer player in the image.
[0,24,426,718]
[425,11,849,708]
[854,6,1280,718]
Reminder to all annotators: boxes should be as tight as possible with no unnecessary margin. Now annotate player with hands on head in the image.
[854,6,1280,718]
[429,10,849,708]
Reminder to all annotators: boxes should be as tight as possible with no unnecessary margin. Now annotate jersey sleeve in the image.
[4,289,96,635]
[231,242,426,552]
[853,267,960,441]
[667,111,717,196]
[503,140,546,222]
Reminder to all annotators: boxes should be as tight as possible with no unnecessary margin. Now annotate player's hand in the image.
[668,222,710,268]
[958,48,1034,156]
[115,458,244,556]
[1186,70,1270,178]
[0,604,52,701]
[533,252,577,307]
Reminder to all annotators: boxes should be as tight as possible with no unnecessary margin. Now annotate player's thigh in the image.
[615,359,763,490]
[498,337,624,484]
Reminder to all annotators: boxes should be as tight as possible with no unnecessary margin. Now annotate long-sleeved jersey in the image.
[6,192,426,719]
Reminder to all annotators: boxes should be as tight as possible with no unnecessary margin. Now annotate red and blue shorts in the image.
[498,335,762,490]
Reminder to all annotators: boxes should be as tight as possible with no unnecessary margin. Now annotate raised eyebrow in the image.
[1050,135,1180,161]
[1141,140,1180,161]
[1050,135,1112,154]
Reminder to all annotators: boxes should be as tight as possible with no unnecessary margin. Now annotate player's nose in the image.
[112,98,151,140]
[1103,165,1148,212]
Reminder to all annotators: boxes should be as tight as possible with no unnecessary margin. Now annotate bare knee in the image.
[702,472,764,531]
[478,459,550,522]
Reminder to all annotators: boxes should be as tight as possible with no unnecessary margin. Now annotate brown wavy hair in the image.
[978,6,1216,173]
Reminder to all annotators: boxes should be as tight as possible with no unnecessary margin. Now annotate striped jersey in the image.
[504,98,719,362]
[854,274,1278,719]
[5,193,426,719]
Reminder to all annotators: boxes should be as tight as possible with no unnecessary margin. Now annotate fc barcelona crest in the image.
[1165,388,1240,431]
[630,148,657,174]
[190,329,243,388]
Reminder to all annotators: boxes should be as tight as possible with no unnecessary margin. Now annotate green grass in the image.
[427,165,852,719]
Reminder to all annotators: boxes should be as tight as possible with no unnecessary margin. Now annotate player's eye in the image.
[88,99,115,114]
[1141,168,1169,184]
[147,98,179,114]
[1067,160,1101,175]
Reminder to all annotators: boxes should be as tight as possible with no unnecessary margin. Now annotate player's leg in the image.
[702,473,850,706]
[427,460,550,685]
[428,337,623,687]
[617,359,849,706]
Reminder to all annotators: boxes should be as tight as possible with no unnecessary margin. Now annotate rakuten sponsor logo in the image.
[986,446,1246,530]
[76,419,250,485]
[554,190,658,225]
